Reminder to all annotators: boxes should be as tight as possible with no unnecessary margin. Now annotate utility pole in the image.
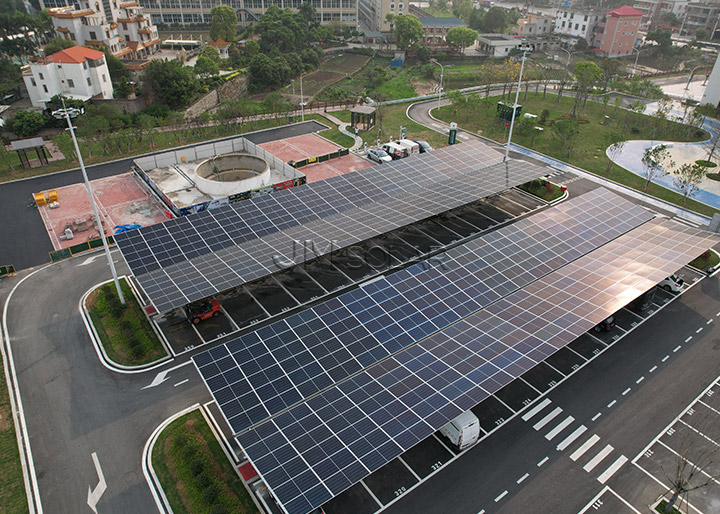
[504,50,527,162]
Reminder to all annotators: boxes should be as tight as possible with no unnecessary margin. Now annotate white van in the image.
[382,142,407,160]
[439,410,480,450]
[396,139,420,155]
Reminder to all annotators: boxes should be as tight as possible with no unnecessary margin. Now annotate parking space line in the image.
[673,345,682,353]
[662,355,670,362]
[696,327,703,334]
[649,365,658,373]
[591,412,602,422]
[537,456,549,467]
[622,388,631,396]
[583,444,614,472]
[522,398,552,421]
[545,415,574,441]
[716,311,720,317]
[397,456,422,482]
[607,400,617,408]
[707,319,713,325]
[677,418,720,448]
[516,473,529,484]
[359,480,383,508]
[698,400,720,417]
[431,433,456,456]
[686,336,693,343]
[597,455,628,484]
[533,407,563,431]
[557,425,587,451]
[577,485,610,514]
[657,440,720,487]
[494,490,508,502]
[636,376,645,384]
[570,434,601,461]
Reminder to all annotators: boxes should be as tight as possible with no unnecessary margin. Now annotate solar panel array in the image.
[115,142,549,313]
[232,218,719,514]
[193,189,653,434]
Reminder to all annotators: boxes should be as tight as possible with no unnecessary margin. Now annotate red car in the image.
[185,299,221,324]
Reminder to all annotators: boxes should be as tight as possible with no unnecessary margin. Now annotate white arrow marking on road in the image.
[142,359,192,390]
[87,452,106,514]
[78,255,100,266]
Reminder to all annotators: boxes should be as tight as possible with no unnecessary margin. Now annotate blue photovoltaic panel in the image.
[233,218,720,514]
[193,189,654,435]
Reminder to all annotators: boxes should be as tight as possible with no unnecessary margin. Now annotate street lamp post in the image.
[504,50,527,162]
[53,102,125,304]
[685,64,704,92]
[431,59,447,112]
[300,72,305,122]
[632,46,642,76]
[558,47,578,67]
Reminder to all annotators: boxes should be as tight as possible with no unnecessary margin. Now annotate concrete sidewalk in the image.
[322,112,364,151]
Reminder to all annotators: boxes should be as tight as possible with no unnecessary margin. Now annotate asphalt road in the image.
[388,275,720,513]
[0,121,326,271]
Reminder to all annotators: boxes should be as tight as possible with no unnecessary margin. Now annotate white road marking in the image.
[622,388,631,396]
[87,452,107,514]
[597,455,628,484]
[494,490,508,502]
[673,345,682,353]
[583,444,614,472]
[685,336,693,342]
[545,415,574,441]
[662,355,670,362]
[522,398,552,421]
[716,311,720,317]
[607,400,617,408]
[557,425,587,451]
[570,434,601,461]
[649,365,658,373]
[591,412,602,421]
[173,379,189,387]
[142,360,193,389]
[533,407,563,431]
[78,255,100,266]
[516,473,529,484]
[696,327,703,333]
[636,376,645,384]
[707,319,713,325]
[537,456,549,467]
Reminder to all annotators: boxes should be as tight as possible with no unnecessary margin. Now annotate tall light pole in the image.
[685,64,704,92]
[632,46,642,76]
[504,50,527,162]
[300,72,305,122]
[431,59,448,112]
[53,101,125,304]
[559,47,578,67]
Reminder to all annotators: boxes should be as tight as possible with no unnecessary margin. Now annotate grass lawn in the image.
[434,92,718,218]
[152,409,257,514]
[689,249,720,271]
[87,278,167,366]
[518,178,564,202]
[316,115,355,147]
[334,103,448,150]
[0,355,27,514]
[319,53,371,74]
[655,500,682,514]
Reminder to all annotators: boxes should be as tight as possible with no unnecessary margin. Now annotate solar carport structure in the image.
[114,141,548,314]
[193,189,720,514]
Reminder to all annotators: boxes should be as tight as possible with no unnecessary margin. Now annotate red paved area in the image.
[37,173,169,250]
[259,133,373,183]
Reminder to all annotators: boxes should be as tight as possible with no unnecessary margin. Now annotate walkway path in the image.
[322,112,363,150]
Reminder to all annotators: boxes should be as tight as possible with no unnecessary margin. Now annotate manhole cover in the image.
[124,471,137,483]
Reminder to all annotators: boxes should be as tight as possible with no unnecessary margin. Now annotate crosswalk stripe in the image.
[570,434,600,461]
[557,425,587,451]
[597,455,628,484]
[545,415,575,441]
[583,444,614,472]
[533,407,563,431]
[522,398,552,421]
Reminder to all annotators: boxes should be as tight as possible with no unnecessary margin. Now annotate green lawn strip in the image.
[433,92,718,218]
[86,278,166,366]
[518,178,564,202]
[0,355,28,514]
[315,116,355,147]
[152,410,257,514]
[689,249,720,271]
[655,500,682,514]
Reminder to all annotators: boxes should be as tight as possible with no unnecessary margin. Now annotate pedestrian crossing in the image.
[522,399,628,485]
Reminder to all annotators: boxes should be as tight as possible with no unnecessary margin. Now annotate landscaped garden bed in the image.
[518,178,564,202]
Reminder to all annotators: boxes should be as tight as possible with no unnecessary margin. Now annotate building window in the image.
[584,15,588,21]
[575,23,579,29]
[122,23,127,30]
[582,25,585,31]
[43,85,48,93]
[390,3,394,8]
[68,78,75,87]
[398,2,402,8]
[83,61,87,70]
[561,21,565,27]
[31,78,36,86]
[102,74,107,82]
[624,21,628,26]
[89,31,97,40]
[87,77,92,86]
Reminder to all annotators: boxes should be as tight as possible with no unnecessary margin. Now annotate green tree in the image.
[604,132,625,172]
[104,47,129,83]
[551,119,580,158]
[455,0,474,22]
[256,5,305,53]
[0,58,21,97]
[249,53,280,87]
[696,28,708,41]
[195,55,220,77]
[209,5,238,42]
[43,37,75,56]
[300,47,320,70]
[672,162,706,205]
[468,8,485,31]
[199,45,221,64]
[575,38,588,52]
[571,61,602,117]
[641,143,673,191]
[482,7,508,33]
[245,39,260,59]
[416,45,431,63]
[392,14,424,50]
[445,26,478,56]
[298,2,317,26]
[143,59,200,109]
[11,109,45,137]
[646,29,672,49]
[0,2,41,59]
[661,12,680,26]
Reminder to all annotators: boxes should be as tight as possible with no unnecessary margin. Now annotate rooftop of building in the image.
[607,5,644,16]
[417,17,467,27]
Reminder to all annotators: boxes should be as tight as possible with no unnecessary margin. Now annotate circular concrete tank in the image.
[194,153,271,196]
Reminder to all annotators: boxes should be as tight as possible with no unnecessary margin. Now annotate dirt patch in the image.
[305,70,345,83]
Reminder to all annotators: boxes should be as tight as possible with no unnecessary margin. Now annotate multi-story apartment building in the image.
[517,12,555,36]
[417,17,466,47]
[357,0,407,32]
[554,8,600,43]
[632,0,687,30]
[43,0,160,59]
[23,45,114,107]
[684,0,720,38]
[593,6,642,57]
[132,0,357,28]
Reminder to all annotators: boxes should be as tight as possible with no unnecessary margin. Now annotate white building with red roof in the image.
[23,46,114,108]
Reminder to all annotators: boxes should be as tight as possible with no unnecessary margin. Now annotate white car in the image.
[658,274,684,293]
[367,148,392,163]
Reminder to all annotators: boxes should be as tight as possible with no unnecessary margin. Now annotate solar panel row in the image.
[134,157,548,313]
[192,189,653,435]
[234,218,718,514]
